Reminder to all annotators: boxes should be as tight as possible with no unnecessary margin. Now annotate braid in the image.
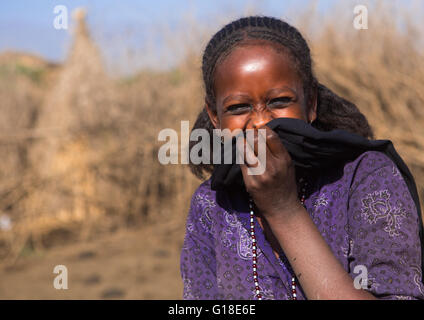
[315,84,374,138]
[190,15,374,180]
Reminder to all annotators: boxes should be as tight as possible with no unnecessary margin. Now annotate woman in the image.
[180,15,424,300]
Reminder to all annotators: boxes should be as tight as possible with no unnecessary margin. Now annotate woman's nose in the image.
[250,111,273,129]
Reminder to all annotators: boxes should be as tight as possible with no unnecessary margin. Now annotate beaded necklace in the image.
[248,177,308,300]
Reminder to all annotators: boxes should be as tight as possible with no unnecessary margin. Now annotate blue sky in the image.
[0,1,333,60]
[0,0,420,73]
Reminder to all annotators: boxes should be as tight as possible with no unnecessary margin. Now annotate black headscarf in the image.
[210,117,424,277]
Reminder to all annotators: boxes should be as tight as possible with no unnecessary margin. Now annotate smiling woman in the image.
[181,15,424,300]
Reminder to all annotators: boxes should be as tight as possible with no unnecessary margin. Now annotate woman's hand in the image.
[237,125,303,223]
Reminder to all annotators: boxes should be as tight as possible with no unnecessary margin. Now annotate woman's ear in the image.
[205,100,220,129]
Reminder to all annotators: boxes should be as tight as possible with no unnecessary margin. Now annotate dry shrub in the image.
[0,9,202,264]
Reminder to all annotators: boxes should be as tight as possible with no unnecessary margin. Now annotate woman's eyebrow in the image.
[222,94,251,105]
[266,86,298,96]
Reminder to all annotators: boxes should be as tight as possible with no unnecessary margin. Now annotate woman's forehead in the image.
[213,43,301,96]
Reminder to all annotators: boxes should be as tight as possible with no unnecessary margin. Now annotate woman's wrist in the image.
[264,200,306,229]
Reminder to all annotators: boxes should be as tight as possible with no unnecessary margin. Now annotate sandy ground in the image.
[0,220,185,299]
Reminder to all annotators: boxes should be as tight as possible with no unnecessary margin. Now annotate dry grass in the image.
[0,3,423,266]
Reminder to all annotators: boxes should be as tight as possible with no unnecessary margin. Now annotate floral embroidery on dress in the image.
[222,210,263,260]
[187,222,194,233]
[360,189,407,237]
[393,295,414,300]
[220,228,233,248]
[250,285,275,300]
[182,277,196,299]
[366,274,380,291]
[312,194,329,208]
[195,194,215,234]
[341,237,353,258]
[392,165,401,178]
[410,264,424,296]
[195,193,216,208]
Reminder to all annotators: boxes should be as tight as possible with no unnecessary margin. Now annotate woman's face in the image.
[206,42,317,132]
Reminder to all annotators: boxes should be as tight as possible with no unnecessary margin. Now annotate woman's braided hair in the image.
[189,15,374,180]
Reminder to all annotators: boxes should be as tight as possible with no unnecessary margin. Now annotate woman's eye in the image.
[227,103,251,113]
[268,97,292,107]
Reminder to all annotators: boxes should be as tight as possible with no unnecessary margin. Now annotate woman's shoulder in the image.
[186,178,227,238]
[306,150,408,215]
[350,149,394,165]
[190,178,215,203]
[345,150,397,174]
[188,178,217,217]
[311,150,400,195]
[342,150,402,193]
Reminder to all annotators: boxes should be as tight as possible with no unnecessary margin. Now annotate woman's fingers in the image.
[237,135,259,167]
[261,125,287,158]
[244,125,287,158]
[240,126,283,168]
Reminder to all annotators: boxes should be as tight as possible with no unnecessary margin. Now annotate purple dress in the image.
[180,151,424,299]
